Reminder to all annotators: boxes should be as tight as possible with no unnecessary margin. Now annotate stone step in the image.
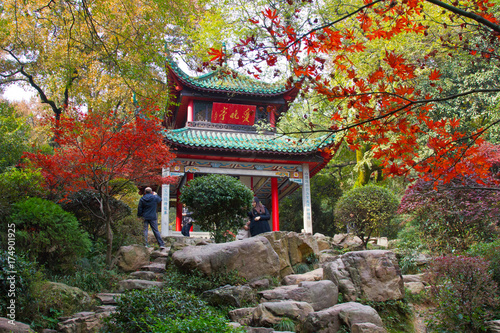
[153,256,168,264]
[140,262,166,273]
[129,270,162,281]
[151,248,170,260]
[96,293,122,305]
[118,279,164,292]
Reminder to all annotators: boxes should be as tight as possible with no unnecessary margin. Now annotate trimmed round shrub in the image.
[180,174,253,243]
[10,197,91,273]
[334,185,399,248]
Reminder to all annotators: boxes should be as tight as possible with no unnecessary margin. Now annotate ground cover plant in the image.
[104,287,242,333]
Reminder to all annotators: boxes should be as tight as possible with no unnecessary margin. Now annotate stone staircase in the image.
[57,247,170,333]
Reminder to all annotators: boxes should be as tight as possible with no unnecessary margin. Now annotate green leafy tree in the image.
[10,197,91,273]
[180,174,253,243]
[0,101,30,172]
[334,185,399,248]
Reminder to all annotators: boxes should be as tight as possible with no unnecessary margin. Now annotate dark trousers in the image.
[144,218,165,247]
[181,223,192,237]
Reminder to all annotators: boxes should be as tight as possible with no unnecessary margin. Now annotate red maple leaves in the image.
[24,109,176,199]
[223,0,500,184]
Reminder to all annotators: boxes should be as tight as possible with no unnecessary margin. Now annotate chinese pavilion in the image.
[159,61,338,237]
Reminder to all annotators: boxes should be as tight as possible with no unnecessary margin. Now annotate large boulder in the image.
[172,236,280,280]
[112,245,150,273]
[0,318,34,332]
[259,280,338,311]
[252,301,314,327]
[323,250,404,302]
[261,232,319,277]
[302,302,386,333]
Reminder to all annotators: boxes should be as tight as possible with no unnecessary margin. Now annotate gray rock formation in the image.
[117,279,164,292]
[302,302,386,333]
[323,250,404,302]
[202,285,256,307]
[252,301,315,327]
[57,306,116,333]
[172,236,280,280]
[259,280,338,311]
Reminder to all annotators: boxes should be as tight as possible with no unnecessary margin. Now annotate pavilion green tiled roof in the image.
[165,128,336,154]
[168,60,291,96]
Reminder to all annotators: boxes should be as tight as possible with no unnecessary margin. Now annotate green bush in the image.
[112,215,144,250]
[105,287,230,333]
[10,197,91,273]
[364,299,414,333]
[50,253,127,293]
[0,168,47,224]
[334,185,399,248]
[393,222,430,274]
[180,174,253,243]
[0,250,46,328]
[144,313,244,333]
[467,239,500,286]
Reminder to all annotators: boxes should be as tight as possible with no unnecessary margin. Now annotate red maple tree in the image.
[210,0,500,185]
[24,108,175,266]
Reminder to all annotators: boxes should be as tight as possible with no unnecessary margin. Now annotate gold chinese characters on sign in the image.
[211,102,257,125]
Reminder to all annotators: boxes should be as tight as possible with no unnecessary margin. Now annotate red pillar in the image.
[271,177,279,231]
[176,188,182,231]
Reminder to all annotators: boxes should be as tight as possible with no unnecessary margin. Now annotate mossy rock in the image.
[33,281,96,317]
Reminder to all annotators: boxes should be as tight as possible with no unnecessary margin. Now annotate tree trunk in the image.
[101,194,115,268]
[106,217,114,268]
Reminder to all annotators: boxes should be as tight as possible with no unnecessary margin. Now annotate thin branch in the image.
[424,0,500,33]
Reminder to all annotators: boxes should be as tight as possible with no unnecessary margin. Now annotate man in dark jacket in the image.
[137,187,165,248]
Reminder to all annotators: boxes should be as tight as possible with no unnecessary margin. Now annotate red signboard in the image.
[211,102,256,125]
